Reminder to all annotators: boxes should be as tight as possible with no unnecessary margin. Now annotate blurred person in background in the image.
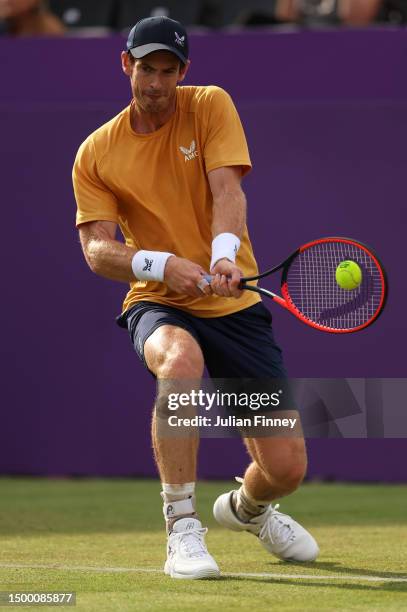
[276,0,383,26]
[0,0,65,36]
[376,0,407,23]
[199,0,393,28]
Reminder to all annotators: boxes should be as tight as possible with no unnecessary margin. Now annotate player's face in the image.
[124,51,188,114]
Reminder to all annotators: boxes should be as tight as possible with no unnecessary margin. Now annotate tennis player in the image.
[73,16,319,579]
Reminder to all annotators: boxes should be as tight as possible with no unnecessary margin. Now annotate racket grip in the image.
[203,274,244,288]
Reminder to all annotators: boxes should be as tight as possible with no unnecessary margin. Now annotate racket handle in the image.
[203,274,245,288]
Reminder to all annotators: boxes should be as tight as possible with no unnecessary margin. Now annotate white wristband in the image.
[210,232,241,270]
[131,250,174,282]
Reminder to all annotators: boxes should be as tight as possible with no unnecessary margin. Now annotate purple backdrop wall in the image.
[1,29,406,481]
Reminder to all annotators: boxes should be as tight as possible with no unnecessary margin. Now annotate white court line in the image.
[0,563,406,583]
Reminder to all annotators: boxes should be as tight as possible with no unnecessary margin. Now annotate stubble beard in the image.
[134,86,176,115]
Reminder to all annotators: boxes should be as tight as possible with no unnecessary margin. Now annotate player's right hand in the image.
[164,256,212,297]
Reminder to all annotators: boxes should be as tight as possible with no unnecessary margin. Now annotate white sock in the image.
[234,484,269,521]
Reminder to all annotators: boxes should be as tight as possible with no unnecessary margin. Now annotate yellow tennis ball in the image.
[335,260,362,290]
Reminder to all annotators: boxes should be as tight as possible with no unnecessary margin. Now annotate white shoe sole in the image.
[214,491,319,563]
[164,561,220,579]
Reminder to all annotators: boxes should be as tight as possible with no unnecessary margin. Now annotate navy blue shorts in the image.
[117,301,287,379]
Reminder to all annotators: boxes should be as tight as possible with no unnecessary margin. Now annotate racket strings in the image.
[285,241,384,331]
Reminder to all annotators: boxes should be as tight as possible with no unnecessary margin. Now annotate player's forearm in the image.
[211,187,246,239]
[85,237,136,283]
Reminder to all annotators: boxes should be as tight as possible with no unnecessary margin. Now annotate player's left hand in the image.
[210,258,243,298]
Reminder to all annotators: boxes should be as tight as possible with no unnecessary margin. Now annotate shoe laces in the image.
[259,505,296,546]
[178,528,209,558]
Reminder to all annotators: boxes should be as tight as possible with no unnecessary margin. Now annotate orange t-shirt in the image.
[73,85,260,316]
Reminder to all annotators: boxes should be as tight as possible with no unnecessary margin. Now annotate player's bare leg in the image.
[145,325,202,527]
[213,419,319,562]
[243,431,307,503]
[151,410,198,484]
[144,325,220,579]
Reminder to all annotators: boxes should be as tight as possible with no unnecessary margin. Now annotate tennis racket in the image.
[205,237,388,333]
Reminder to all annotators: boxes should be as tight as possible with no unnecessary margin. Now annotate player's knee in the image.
[155,345,204,378]
[145,327,204,378]
[276,462,306,494]
[261,442,307,494]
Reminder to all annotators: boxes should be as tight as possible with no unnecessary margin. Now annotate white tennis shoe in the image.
[164,517,220,579]
[213,489,319,562]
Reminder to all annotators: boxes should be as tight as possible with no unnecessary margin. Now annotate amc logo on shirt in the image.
[180,140,199,162]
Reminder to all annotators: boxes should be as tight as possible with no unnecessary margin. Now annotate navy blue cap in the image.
[126,16,189,65]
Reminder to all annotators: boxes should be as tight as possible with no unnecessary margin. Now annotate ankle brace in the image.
[163,497,195,520]
[161,483,196,533]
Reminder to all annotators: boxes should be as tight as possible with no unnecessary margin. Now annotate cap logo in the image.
[174,32,185,47]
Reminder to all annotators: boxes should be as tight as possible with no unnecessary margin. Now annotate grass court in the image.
[0,478,406,611]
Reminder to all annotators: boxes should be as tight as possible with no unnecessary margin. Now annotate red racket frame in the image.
[240,237,388,334]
